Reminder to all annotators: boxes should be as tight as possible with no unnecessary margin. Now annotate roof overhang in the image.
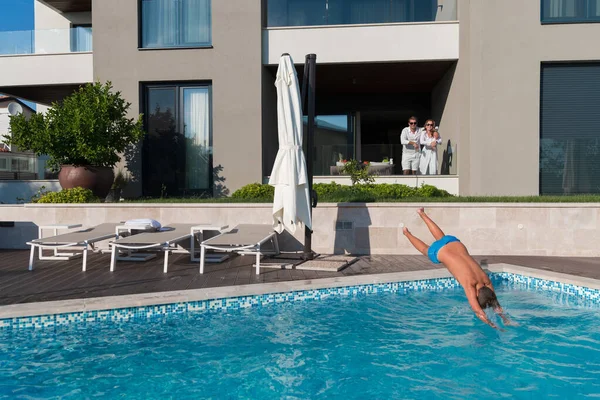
[39,0,91,13]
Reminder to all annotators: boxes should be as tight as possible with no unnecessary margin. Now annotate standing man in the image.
[400,116,421,175]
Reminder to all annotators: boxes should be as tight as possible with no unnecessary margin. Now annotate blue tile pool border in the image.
[1,272,599,330]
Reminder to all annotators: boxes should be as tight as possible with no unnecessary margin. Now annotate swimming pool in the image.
[1,277,599,399]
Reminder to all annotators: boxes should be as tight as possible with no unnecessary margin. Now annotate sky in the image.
[0,0,34,32]
[0,0,36,110]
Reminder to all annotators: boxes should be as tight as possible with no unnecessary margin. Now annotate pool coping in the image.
[1,263,599,320]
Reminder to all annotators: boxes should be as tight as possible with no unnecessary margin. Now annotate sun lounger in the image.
[109,223,198,273]
[27,223,119,272]
[199,224,280,275]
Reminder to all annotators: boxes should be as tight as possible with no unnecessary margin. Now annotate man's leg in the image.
[417,208,445,240]
[402,227,429,256]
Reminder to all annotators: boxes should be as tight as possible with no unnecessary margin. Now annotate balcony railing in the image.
[0,27,92,56]
[313,143,458,176]
[0,152,38,180]
[267,0,456,27]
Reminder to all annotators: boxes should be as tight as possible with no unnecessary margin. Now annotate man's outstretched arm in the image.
[493,304,517,326]
[465,287,502,330]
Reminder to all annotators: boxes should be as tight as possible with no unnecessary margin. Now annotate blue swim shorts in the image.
[427,235,460,264]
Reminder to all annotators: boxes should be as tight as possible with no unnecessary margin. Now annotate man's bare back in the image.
[403,208,511,329]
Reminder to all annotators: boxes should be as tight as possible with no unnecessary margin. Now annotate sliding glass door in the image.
[143,84,212,197]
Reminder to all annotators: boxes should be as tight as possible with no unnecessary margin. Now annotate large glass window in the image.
[267,0,438,27]
[540,63,600,194]
[140,0,211,48]
[541,0,600,23]
[143,84,212,196]
[309,115,355,176]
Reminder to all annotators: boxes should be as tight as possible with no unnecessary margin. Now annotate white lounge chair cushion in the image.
[124,218,161,231]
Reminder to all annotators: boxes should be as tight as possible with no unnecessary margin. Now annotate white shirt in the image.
[400,127,421,152]
[419,131,442,149]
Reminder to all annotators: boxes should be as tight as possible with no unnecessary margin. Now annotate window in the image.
[540,63,600,194]
[142,84,212,196]
[140,0,211,48]
[70,24,93,52]
[541,0,600,23]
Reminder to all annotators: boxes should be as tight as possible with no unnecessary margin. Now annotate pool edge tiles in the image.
[1,265,600,330]
[0,277,461,330]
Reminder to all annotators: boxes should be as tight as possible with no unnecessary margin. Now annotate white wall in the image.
[263,22,459,65]
[1,203,598,257]
[0,53,93,87]
[34,1,91,54]
[0,109,8,144]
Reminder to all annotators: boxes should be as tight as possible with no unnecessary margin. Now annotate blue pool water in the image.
[1,283,600,399]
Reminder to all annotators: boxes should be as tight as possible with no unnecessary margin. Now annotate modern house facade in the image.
[1,0,599,198]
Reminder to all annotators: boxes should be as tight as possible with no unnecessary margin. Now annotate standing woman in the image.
[419,119,442,175]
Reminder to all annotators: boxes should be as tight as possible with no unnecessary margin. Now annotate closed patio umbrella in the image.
[269,54,312,234]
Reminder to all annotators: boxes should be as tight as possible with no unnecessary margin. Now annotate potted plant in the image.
[106,169,130,202]
[4,81,144,198]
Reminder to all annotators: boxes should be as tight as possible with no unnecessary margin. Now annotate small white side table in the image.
[190,224,230,263]
[38,224,83,260]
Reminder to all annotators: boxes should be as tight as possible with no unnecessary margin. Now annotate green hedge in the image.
[36,187,100,204]
[231,182,452,202]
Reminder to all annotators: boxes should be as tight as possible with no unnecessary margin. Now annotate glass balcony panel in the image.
[267,0,455,27]
[0,152,38,179]
[0,28,93,56]
[314,143,457,176]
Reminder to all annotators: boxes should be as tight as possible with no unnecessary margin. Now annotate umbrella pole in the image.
[303,53,317,260]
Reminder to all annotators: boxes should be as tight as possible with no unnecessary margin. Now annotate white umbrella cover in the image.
[269,54,312,234]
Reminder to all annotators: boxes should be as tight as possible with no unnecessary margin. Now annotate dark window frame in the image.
[137,0,213,49]
[541,0,600,24]
[539,61,600,194]
[140,81,214,197]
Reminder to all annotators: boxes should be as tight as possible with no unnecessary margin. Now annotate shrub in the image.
[368,183,417,199]
[313,182,343,197]
[231,183,275,200]
[232,182,452,202]
[340,159,375,185]
[36,187,99,203]
[415,184,451,197]
[5,81,144,171]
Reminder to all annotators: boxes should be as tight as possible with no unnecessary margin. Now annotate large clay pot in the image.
[58,165,115,199]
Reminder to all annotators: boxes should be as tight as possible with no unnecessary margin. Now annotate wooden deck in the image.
[1,249,599,307]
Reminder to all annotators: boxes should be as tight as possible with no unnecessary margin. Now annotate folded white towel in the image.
[124,219,161,230]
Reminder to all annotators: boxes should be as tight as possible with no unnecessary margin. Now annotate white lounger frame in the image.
[199,233,280,275]
[109,234,191,273]
[27,236,115,272]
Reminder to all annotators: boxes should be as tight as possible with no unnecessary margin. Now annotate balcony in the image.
[0,28,93,104]
[0,27,92,56]
[266,0,456,27]
[263,0,458,65]
[0,152,39,180]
